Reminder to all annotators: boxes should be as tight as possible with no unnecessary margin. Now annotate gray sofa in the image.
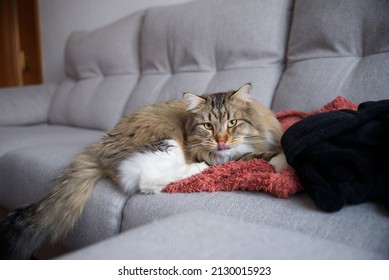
[1,0,388,259]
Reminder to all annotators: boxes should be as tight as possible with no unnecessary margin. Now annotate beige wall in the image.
[39,0,194,83]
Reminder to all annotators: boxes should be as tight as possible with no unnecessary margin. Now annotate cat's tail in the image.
[0,150,103,259]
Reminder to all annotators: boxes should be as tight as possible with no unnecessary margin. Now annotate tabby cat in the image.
[0,83,287,259]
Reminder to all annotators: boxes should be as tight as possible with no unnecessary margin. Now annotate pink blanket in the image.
[164,97,358,198]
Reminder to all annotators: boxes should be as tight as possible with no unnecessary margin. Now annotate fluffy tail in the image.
[0,150,103,259]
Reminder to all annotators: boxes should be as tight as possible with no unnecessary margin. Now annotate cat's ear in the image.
[183,92,206,111]
[231,83,252,103]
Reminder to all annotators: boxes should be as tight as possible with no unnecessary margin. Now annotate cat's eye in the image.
[227,119,237,128]
[203,123,213,130]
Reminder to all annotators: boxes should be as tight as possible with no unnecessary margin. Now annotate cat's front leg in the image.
[139,162,208,194]
[119,139,209,194]
[269,152,288,173]
[234,151,288,173]
[234,151,277,162]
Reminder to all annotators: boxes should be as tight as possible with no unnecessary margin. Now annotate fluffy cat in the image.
[0,83,287,259]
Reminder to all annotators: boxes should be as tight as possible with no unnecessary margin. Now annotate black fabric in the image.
[281,100,389,212]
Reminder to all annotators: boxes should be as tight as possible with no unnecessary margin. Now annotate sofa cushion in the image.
[125,0,293,113]
[0,124,104,157]
[0,84,56,126]
[0,143,89,208]
[59,211,384,259]
[121,191,389,257]
[0,143,128,250]
[49,11,144,131]
[64,177,128,250]
[272,0,389,111]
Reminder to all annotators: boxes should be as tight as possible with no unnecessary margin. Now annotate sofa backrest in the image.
[272,0,389,112]
[48,11,144,131]
[48,0,293,130]
[124,0,293,114]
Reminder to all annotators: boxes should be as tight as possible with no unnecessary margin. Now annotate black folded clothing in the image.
[281,100,389,212]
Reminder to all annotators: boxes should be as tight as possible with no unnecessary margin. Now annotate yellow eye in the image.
[203,123,213,130]
[227,119,237,128]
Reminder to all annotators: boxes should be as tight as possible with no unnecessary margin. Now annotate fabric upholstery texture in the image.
[49,11,144,131]
[64,178,129,249]
[59,211,385,260]
[0,143,127,249]
[0,125,104,157]
[121,192,389,257]
[125,0,293,113]
[0,84,56,126]
[0,143,89,208]
[272,0,389,112]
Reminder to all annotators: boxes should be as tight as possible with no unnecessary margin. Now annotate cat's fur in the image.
[0,83,287,259]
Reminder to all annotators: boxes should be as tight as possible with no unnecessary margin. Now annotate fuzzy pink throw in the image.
[164,97,358,198]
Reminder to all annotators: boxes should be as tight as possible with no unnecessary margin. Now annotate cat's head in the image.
[184,83,281,165]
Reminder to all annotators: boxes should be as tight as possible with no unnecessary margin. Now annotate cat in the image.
[0,83,287,259]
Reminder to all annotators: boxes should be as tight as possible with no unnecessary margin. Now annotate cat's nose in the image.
[216,134,228,143]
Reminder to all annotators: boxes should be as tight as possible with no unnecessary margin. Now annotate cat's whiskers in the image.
[184,141,210,151]
[241,138,268,147]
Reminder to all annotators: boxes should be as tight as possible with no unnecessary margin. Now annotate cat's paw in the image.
[138,162,208,194]
[269,152,289,173]
[139,181,165,194]
[189,162,209,174]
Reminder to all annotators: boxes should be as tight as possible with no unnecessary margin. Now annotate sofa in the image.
[1,0,388,259]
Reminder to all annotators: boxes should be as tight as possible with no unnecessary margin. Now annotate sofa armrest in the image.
[0,83,57,126]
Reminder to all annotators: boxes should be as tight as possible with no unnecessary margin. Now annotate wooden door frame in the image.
[0,0,43,88]
[0,0,23,87]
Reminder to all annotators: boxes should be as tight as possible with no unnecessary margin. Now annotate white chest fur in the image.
[118,140,208,194]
